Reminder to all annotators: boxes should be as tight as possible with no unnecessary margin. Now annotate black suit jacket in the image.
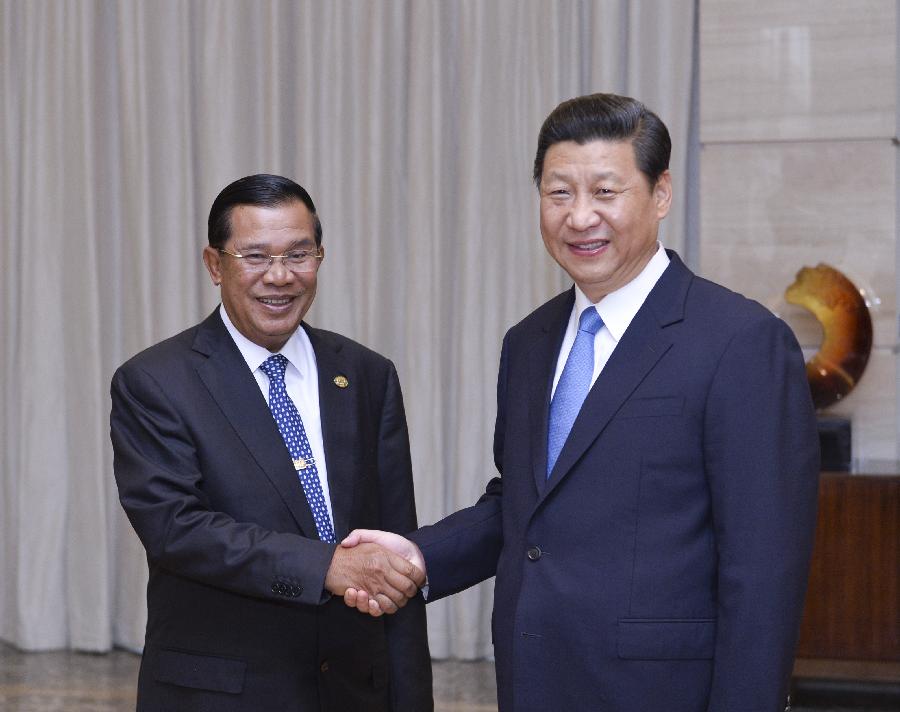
[412,252,819,712]
[111,309,432,712]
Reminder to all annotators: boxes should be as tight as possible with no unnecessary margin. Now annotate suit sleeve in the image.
[373,362,434,711]
[110,363,336,607]
[703,316,819,711]
[408,333,507,601]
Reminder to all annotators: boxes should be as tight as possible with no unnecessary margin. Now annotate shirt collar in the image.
[573,243,670,342]
[218,304,313,378]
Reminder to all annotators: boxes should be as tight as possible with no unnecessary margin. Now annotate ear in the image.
[202,246,223,286]
[653,170,673,220]
[318,244,325,265]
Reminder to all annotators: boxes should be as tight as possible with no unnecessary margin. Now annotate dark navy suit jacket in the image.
[412,252,818,712]
[111,310,432,712]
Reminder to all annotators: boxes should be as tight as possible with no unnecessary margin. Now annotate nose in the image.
[262,256,296,285]
[566,194,602,231]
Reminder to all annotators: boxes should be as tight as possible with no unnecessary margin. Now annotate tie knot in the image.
[578,307,603,335]
[260,354,288,382]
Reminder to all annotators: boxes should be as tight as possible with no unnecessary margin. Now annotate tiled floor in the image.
[0,643,138,711]
[0,643,500,712]
[0,642,895,711]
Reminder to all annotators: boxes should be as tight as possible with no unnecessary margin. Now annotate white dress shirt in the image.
[219,305,334,527]
[551,244,670,399]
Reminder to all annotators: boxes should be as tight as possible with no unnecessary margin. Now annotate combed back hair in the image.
[532,93,671,188]
[208,174,323,249]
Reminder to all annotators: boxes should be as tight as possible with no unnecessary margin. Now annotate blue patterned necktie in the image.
[547,307,604,478]
[259,354,336,543]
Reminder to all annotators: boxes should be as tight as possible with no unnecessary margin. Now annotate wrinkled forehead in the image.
[227,201,317,245]
[541,139,642,182]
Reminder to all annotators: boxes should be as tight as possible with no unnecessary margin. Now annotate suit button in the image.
[271,582,280,594]
[290,584,302,597]
[320,661,329,673]
[526,546,542,561]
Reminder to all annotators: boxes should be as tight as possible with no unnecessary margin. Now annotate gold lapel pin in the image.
[333,375,349,388]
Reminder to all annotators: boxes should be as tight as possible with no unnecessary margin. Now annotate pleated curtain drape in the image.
[0,0,696,658]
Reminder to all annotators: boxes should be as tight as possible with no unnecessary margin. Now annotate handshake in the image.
[324,530,425,616]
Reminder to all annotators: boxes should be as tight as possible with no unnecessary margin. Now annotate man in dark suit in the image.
[343,94,819,711]
[110,174,432,711]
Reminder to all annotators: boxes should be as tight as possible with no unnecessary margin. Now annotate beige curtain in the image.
[0,0,695,657]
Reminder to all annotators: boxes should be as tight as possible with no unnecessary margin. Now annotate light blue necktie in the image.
[547,308,604,478]
[260,354,336,543]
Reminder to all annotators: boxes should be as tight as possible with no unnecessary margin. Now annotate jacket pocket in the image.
[154,648,247,694]
[617,396,684,419]
[617,618,715,660]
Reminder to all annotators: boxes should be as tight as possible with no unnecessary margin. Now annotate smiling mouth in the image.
[257,296,295,307]
[568,239,609,253]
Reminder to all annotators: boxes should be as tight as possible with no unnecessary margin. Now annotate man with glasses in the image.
[110,174,432,711]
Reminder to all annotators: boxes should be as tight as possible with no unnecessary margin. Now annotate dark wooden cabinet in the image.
[796,472,899,662]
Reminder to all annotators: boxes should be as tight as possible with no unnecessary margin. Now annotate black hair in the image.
[207,174,323,248]
[533,93,671,187]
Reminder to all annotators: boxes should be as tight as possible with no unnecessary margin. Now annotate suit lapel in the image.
[192,311,321,539]
[304,325,357,541]
[538,252,691,506]
[529,291,575,492]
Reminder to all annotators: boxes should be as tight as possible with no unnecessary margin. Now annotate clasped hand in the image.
[327,530,426,617]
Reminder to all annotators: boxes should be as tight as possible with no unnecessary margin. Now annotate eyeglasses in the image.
[218,247,323,273]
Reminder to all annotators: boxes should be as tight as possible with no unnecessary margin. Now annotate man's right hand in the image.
[339,530,426,617]
[324,542,424,614]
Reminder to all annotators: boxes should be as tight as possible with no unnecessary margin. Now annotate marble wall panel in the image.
[699,139,897,465]
[700,0,897,142]
[698,141,896,349]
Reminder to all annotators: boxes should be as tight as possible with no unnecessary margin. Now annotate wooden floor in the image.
[0,642,895,711]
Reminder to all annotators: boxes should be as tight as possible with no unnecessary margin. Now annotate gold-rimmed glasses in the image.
[218,247,323,273]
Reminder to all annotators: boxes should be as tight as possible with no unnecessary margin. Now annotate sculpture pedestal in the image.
[817,416,851,472]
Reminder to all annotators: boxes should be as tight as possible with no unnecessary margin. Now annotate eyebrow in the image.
[235,238,315,251]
